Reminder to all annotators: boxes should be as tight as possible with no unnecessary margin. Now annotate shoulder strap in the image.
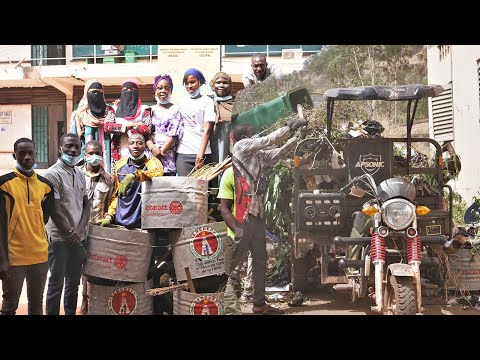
[232,156,254,181]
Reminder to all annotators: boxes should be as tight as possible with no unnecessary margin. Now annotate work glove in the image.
[287,118,308,132]
[96,214,113,227]
[118,173,138,198]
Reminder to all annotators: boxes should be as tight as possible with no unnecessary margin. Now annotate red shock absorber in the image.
[370,233,386,263]
[407,235,422,263]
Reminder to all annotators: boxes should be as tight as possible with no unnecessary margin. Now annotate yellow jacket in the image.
[0,169,54,266]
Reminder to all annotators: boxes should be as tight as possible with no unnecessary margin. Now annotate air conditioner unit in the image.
[282,49,303,60]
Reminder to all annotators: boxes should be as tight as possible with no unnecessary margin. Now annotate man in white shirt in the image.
[242,53,283,88]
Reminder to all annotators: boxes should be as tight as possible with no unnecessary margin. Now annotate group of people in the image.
[0,53,302,315]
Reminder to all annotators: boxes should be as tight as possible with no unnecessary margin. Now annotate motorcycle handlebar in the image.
[339,174,378,194]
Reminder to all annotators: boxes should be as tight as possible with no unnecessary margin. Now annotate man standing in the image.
[209,71,236,165]
[242,53,283,88]
[229,119,306,314]
[44,133,91,315]
[217,166,242,314]
[96,133,163,229]
[0,138,55,315]
[78,139,114,314]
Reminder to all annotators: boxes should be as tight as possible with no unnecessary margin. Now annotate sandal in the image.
[252,304,285,315]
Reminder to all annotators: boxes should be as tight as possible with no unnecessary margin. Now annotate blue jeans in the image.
[46,241,86,315]
[0,262,48,315]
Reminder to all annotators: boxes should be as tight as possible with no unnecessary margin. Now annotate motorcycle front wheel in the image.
[383,275,416,315]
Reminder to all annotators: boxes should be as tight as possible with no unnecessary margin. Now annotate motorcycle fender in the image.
[387,263,415,277]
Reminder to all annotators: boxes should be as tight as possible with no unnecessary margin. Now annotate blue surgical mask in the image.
[155,95,172,105]
[128,152,145,161]
[61,153,80,167]
[16,162,37,174]
[188,88,201,98]
[85,154,102,167]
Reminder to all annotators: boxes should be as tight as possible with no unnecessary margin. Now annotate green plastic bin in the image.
[233,87,313,132]
[124,50,137,63]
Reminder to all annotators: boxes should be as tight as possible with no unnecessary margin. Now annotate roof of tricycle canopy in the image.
[324,84,444,101]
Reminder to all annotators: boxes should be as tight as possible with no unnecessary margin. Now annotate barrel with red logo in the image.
[173,290,224,315]
[84,224,155,282]
[141,177,208,229]
[169,221,227,281]
[88,279,153,315]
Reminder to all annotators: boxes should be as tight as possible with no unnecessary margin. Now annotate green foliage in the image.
[263,160,294,243]
[445,190,468,226]
[233,45,428,132]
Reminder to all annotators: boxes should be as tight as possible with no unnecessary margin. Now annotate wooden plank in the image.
[184,267,196,293]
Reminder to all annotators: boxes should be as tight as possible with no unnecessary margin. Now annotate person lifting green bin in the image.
[233,87,313,132]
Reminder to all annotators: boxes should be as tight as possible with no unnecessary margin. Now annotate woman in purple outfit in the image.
[145,74,184,176]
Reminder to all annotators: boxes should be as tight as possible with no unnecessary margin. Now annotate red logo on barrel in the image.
[108,287,138,315]
[190,295,223,315]
[170,201,183,214]
[114,255,128,269]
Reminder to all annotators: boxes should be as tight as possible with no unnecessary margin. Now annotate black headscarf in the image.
[116,81,140,118]
[87,82,106,118]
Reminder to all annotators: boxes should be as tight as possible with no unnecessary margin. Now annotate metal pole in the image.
[93,45,96,64]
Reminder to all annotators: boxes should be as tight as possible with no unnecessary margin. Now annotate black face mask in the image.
[116,83,139,118]
[87,92,106,118]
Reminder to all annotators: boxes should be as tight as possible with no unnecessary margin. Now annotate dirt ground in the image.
[7,276,480,315]
[239,286,480,315]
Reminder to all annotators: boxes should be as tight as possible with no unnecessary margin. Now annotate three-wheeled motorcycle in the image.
[290,84,452,314]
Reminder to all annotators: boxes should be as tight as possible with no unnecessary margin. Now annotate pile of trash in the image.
[444,225,480,255]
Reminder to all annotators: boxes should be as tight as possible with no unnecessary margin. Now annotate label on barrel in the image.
[173,290,225,315]
[171,222,227,281]
[108,287,139,315]
[190,295,223,315]
[189,226,223,260]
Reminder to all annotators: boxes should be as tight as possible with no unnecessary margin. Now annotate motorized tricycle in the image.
[290,84,452,314]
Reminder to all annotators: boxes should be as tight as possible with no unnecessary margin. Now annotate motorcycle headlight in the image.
[381,198,415,230]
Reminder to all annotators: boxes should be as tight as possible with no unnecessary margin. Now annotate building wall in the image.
[427,45,480,203]
[0,104,32,172]
[0,45,30,63]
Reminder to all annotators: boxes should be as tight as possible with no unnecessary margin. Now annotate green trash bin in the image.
[233,87,313,132]
[124,50,137,63]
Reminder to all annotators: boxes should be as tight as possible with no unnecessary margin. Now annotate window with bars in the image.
[31,105,49,167]
[31,45,66,65]
[431,83,454,142]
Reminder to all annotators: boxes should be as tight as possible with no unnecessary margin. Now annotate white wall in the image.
[0,45,30,63]
[450,46,480,203]
[427,45,480,204]
[0,104,31,172]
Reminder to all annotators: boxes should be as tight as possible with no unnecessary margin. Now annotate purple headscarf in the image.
[153,74,174,92]
[183,68,206,85]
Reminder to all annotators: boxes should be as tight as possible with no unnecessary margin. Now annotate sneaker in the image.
[239,293,253,304]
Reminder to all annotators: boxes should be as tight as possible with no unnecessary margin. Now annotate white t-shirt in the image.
[177,95,215,155]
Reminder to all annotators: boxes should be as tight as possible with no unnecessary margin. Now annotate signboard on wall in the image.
[0,110,12,124]
[157,45,221,103]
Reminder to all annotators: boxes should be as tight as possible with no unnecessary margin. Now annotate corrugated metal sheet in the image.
[0,86,65,105]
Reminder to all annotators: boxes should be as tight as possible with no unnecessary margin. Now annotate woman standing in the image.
[176,68,216,176]
[104,79,153,172]
[70,80,115,172]
[145,74,183,176]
